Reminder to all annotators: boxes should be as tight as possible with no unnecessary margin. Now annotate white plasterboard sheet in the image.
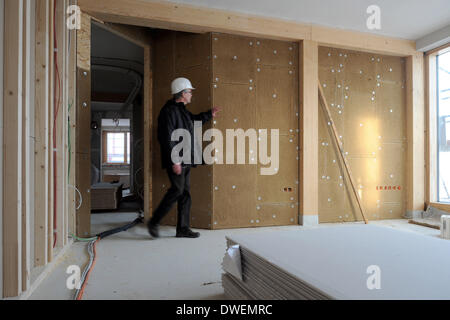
[226,225,450,300]
[236,249,322,299]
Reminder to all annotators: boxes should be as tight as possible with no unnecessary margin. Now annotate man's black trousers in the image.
[150,166,191,231]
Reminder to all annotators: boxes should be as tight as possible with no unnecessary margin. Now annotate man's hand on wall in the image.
[172,163,182,175]
[212,107,222,118]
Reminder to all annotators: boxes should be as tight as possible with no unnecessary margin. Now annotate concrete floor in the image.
[28,213,441,300]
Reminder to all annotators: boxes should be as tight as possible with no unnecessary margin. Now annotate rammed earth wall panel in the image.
[152,31,299,229]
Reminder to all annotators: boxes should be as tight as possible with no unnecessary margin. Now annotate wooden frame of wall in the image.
[21,0,32,293]
[77,0,425,225]
[2,0,74,298]
[34,0,50,268]
[3,0,24,298]
[425,43,450,214]
[77,0,416,56]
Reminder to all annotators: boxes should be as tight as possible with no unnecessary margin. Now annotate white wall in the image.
[0,0,5,299]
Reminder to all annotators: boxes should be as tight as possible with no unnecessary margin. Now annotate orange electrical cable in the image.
[76,238,101,300]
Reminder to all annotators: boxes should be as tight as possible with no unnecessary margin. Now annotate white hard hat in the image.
[171,77,195,95]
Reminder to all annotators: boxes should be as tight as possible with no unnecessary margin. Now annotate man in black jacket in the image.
[148,77,220,238]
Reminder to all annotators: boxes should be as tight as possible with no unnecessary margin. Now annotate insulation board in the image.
[318,47,406,223]
[212,33,299,229]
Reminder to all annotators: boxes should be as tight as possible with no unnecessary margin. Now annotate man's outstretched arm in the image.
[188,107,221,124]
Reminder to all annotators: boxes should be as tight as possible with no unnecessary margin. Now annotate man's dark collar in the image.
[172,99,185,107]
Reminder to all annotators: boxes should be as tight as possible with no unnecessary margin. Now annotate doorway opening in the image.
[89,22,145,217]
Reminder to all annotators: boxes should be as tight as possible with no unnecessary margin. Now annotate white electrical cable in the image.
[68,184,83,210]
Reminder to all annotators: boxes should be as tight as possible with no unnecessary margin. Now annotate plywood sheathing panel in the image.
[153,31,299,229]
[152,31,176,226]
[212,33,299,229]
[212,33,256,85]
[75,12,92,237]
[178,33,212,229]
[152,31,212,229]
[212,165,257,229]
[76,12,91,70]
[75,69,91,151]
[190,165,213,229]
[75,152,91,237]
[318,47,406,223]
[257,135,299,203]
[256,65,298,134]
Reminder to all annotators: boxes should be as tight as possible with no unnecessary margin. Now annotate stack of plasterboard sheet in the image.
[222,225,450,300]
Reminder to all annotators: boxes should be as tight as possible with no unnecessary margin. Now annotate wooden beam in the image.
[47,0,54,262]
[75,12,91,237]
[299,40,319,225]
[63,0,69,246]
[34,0,49,267]
[92,20,152,48]
[429,202,450,214]
[3,0,23,298]
[77,0,416,56]
[21,0,31,292]
[67,0,77,238]
[144,44,152,222]
[424,42,450,56]
[311,25,416,57]
[406,53,425,215]
[0,0,4,299]
[91,92,130,103]
[55,0,66,248]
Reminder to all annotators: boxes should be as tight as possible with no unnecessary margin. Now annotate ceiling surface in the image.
[163,0,450,40]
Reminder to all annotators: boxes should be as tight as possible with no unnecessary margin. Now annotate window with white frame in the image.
[437,51,450,202]
[101,118,131,165]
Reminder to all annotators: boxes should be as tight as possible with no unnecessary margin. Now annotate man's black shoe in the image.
[147,221,159,238]
[176,228,200,238]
